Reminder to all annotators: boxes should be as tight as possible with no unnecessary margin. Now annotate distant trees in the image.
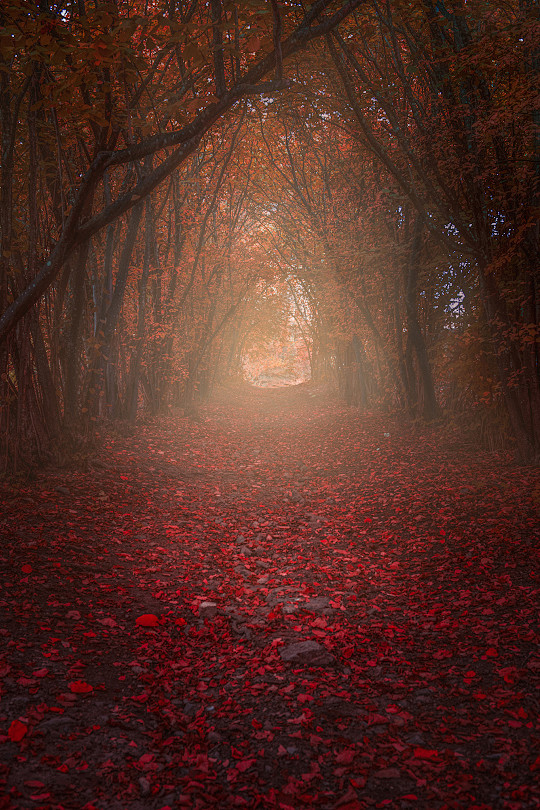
[241,0,539,460]
[0,0,537,466]
[0,0,362,465]
[325,0,539,458]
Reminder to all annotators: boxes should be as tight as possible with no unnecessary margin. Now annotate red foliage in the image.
[0,385,538,807]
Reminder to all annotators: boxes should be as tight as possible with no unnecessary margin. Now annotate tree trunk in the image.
[96,203,144,417]
[31,316,62,439]
[126,199,152,421]
[64,239,91,432]
[405,217,440,421]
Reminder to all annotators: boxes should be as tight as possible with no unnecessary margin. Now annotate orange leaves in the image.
[244,35,262,53]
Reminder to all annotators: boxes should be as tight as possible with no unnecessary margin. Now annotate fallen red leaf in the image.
[413,747,440,761]
[8,719,27,741]
[236,758,256,772]
[136,613,159,626]
[335,749,355,764]
[69,680,93,694]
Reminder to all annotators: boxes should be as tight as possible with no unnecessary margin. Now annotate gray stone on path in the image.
[38,715,75,730]
[233,565,250,577]
[304,596,331,613]
[139,777,151,797]
[199,601,218,619]
[279,640,334,667]
[239,545,253,557]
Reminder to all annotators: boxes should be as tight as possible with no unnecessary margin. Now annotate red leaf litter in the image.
[0,384,538,809]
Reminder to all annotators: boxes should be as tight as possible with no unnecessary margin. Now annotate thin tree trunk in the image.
[64,238,91,432]
[31,316,62,439]
[127,199,152,421]
[100,202,144,415]
[405,217,440,421]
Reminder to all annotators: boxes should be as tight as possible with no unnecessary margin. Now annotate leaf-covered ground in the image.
[1,383,539,810]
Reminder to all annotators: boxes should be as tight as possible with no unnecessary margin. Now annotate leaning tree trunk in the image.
[106,204,144,417]
[63,238,91,434]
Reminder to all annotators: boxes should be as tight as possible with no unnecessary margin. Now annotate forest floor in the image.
[1,382,539,810]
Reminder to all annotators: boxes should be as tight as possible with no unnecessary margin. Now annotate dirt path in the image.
[1,383,539,809]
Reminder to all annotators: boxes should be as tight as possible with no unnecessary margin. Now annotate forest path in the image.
[1,383,539,810]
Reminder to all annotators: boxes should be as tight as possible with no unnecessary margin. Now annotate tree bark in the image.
[404,217,440,421]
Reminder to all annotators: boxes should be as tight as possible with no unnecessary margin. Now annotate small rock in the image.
[233,565,250,576]
[199,601,218,620]
[256,560,270,569]
[405,732,426,745]
[280,640,334,666]
[304,596,331,613]
[239,546,253,557]
[139,777,151,796]
[374,768,400,779]
[231,621,252,639]
[321,698,360,718]
[55,486,70,496]
[236,534,246,544]
[39,716,74,730]
[266,588,284,604]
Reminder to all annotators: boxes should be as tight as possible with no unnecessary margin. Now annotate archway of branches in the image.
[236,274,312,388]
[0,0,537,467]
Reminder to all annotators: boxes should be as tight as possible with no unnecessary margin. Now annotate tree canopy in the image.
[0,0,538,465]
